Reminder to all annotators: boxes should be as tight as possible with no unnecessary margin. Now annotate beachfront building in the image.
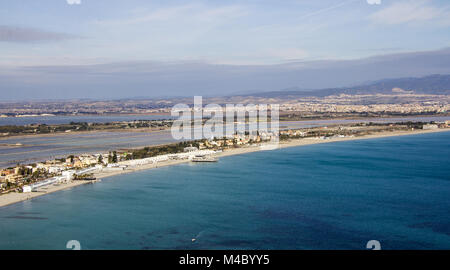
[22,185,32,193]
[73,158,83,168]
[79,155,99,167]
[75,167,98,175]
[22,166,100,193]
[184,146,199,152]
[48,166,64,174]
[5,174,22,183]
[423,124,439,130]
[22,176,68,193]
[117,150,217,168]
[0,169,14,176]
[62,170,75,180]
[0,176,7,190]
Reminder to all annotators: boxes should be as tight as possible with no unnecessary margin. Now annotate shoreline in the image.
[0,128,449,208]
[0,180,93,208]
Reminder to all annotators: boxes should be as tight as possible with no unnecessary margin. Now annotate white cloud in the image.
[266,48,309,61]
[94,4,247,26]
[369,0,446,25]
[297,0,359,20]
[367,0,381,5]
[67,0,81,5]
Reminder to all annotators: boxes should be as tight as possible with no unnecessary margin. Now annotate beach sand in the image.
[0,128,448,208]
[0,180,92,208]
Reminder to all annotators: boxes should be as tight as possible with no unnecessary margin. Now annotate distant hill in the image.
[246,74,450,98]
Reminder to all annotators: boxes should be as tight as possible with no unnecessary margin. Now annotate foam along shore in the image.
[0,128,449,208]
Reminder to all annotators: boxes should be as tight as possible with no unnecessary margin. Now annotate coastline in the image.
[0,180,93,208]
[0,128,449,208]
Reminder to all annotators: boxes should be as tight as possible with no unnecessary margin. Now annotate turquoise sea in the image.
[0,131,449,250]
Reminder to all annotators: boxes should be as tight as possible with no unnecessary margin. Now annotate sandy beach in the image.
[0,180,93,208]
[0,128,448,208]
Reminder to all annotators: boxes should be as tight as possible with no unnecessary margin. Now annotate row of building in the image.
[19,149,219,192]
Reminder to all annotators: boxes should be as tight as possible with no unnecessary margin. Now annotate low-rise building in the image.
[79,155,98,166]
[6,174,22,183]
[73,158,83,168]
[62,170,76,180]
[0,169,14,176]
[48,166,64,174]
[22,175,69,193]
[423,124,439,130]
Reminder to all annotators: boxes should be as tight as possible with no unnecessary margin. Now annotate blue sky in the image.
[1,0,450,99]
[1,0,449,65]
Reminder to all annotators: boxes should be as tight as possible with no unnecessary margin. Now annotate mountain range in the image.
[244,74,450,98]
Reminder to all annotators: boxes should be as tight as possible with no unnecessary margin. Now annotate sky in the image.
[1,0,450,100]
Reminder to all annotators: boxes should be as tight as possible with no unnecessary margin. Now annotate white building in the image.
[23,185,32,192]
[22,176,66,193]
[423,124,439,130]
[76,167,97,175]
[117,150,216,167]
[48,166,63,174]
[62,170,76,180]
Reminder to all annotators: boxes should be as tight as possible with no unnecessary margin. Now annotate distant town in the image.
[1,92,449,119]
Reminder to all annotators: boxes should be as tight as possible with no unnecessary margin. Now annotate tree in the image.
[98,155,103,164]
[112,151,118,163]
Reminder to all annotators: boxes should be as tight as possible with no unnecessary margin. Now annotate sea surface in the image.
[0,131,449,249]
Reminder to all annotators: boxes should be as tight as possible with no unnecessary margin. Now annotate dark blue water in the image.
[1,131,449,250]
